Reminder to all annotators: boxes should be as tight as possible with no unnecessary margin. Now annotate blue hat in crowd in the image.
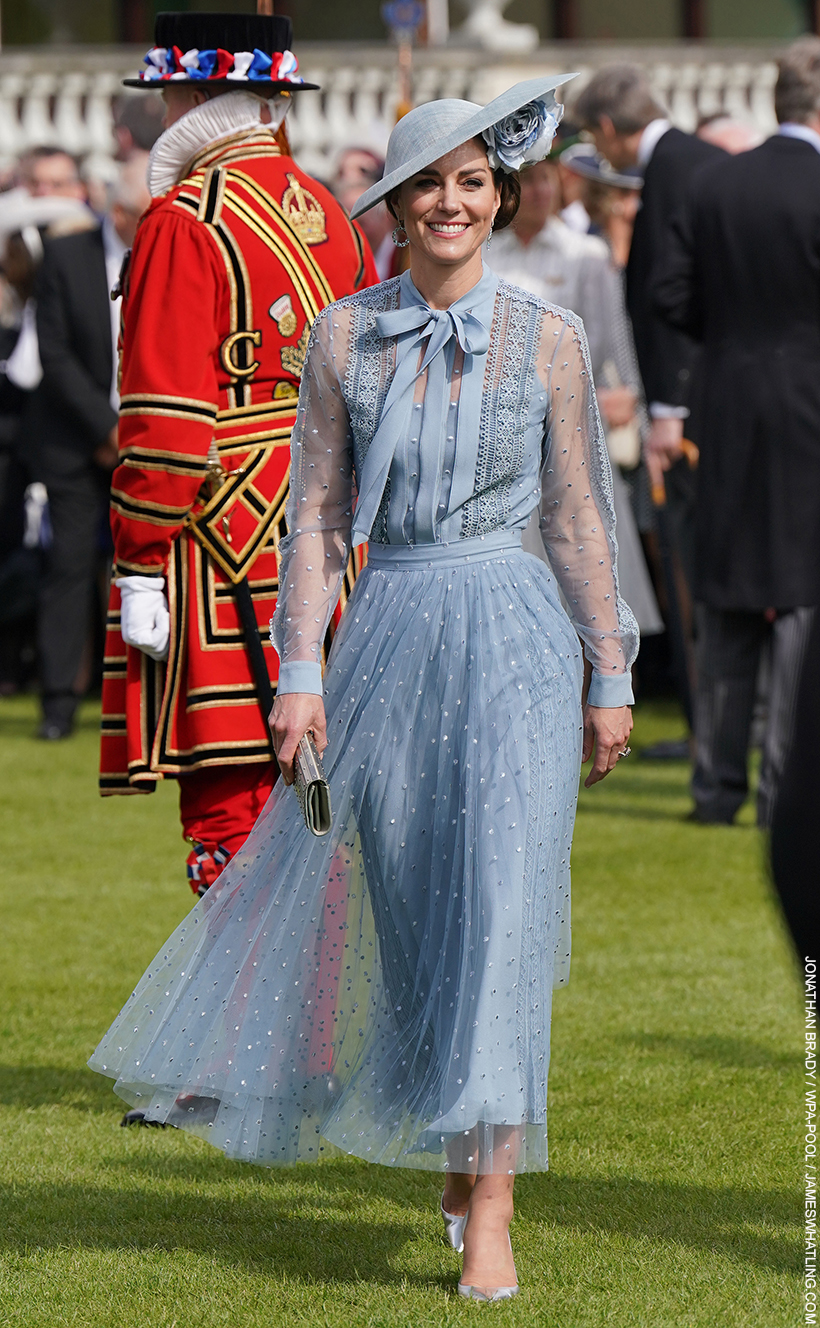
[558,142,644,190]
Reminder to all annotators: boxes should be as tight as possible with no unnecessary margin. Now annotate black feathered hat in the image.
[123,11,319,93]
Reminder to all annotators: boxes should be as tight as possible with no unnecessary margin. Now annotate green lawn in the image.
[0,694,802,1327]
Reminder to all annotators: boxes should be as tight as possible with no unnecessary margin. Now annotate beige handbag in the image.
[606,420,642,469]
[600,358,642,469]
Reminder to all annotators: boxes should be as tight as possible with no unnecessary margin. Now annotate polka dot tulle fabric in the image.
[90,269,637,1174]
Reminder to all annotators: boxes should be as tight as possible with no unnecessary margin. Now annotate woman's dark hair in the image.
[492,169,520,230]
[385,161,520,231]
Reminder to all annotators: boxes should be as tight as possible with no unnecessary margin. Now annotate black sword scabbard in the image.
[232,574,277,763]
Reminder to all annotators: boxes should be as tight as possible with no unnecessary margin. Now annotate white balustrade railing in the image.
[0,42,785,180]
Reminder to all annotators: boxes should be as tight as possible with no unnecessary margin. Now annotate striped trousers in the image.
[691,604,815,827]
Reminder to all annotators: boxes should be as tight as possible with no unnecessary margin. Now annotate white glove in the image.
[116,575,170,662]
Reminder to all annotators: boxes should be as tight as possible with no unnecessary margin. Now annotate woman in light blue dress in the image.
[90,76,637,1301]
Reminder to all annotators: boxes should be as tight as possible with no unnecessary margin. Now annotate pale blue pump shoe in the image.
[440,1196,466,1253]
[443,1200,519,1302]
[457,1284,519,1302]
[458,1237,519,1302]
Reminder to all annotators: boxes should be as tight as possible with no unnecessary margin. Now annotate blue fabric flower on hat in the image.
[482,94,563,173]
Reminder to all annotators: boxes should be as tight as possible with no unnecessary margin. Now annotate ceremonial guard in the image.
[99,11,377,893]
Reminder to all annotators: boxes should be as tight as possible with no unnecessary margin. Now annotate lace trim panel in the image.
[341,277,401,546]
[461,282,542,539]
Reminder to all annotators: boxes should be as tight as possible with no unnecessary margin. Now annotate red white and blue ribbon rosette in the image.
[482,94,563,173]
[139,46,304,85]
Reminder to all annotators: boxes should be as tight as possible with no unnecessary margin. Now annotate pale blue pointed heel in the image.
[441,1195,467,1252]
[457,1227,518,1301]
[457,1284,519,1302]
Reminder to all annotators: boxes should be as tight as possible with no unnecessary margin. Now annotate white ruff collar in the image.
[147,91,288,197]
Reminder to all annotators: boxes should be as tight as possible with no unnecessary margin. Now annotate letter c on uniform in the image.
[220,329,262,379]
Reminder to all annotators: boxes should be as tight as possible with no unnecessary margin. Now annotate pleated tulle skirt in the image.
[90,532,584,1174]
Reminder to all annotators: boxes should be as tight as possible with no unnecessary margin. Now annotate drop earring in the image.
[486,225,493,250]
[392,223,410,248]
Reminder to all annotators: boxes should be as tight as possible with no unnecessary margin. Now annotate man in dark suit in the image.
[33,154,150,738]
[653,38,820,825]
[574,68,725,756]
[770,595,820,961]
[575,65,725,499]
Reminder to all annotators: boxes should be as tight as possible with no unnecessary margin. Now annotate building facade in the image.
[2,0,816,47]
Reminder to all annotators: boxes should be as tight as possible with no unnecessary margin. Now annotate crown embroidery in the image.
[280,324,310,377]
[281,174,327,246]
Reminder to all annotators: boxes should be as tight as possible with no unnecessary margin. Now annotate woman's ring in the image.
[618,746,632,758]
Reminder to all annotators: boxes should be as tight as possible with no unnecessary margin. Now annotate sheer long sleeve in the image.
[538,309,639,707]
[270,310,355,695]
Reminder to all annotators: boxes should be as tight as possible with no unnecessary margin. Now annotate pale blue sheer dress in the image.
[90,267,638,1175]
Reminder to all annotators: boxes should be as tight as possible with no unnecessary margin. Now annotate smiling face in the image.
[393,139,500,270]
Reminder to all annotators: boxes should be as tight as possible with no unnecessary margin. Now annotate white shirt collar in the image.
[561,199,591,233]
[504,215,564,250]
[101,212,127,266]
[778,122,820,155]
[637,118,672,168]
[101,214,127,411]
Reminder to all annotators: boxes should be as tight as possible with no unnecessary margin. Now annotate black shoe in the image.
[686,806,736,826]
[36,718,73,740]
[38,693,77,740]
[120,1109,167,1128]
[639,738,691,762]
[167,1094,220,1127]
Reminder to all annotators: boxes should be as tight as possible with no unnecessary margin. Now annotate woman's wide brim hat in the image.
[558,142,643,190]
[123,11,320,93]
[350,72,578,219]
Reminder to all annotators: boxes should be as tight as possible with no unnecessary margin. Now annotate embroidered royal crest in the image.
[269,294,298,338]
[280,324,310,377]
[281,174,327,246]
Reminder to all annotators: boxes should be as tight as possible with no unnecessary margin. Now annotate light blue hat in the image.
[350,72,579,219]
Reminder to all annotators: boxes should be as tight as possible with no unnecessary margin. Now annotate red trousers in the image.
[179,763,276,895]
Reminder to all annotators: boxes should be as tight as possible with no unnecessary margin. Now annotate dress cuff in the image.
[276,661,323,696]
[587,671,635,707]
[649,402,690,420]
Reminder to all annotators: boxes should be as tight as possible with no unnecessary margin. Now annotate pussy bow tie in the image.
[350,299,491,547]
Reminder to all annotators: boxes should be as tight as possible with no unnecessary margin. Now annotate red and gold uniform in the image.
[100,126,377,888]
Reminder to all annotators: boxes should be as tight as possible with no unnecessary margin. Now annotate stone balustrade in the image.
[0,42,784,178]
